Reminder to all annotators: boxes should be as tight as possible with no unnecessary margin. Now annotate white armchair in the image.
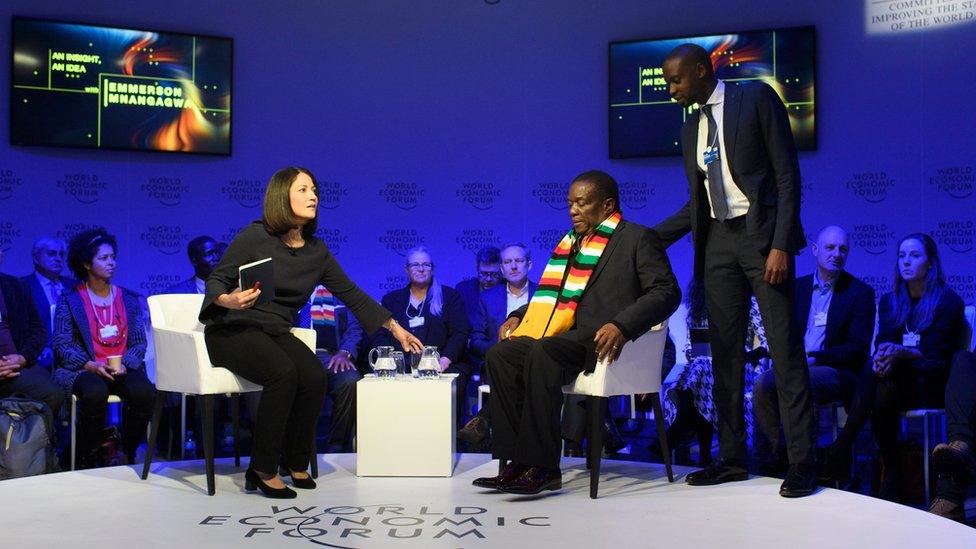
[562,319,672,499]
[140,294,316,495]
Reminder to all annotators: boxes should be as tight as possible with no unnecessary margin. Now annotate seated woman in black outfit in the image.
[372,246,472,421]
[823,233,964,497]
[202,167,422,499]
[53,228,156,468]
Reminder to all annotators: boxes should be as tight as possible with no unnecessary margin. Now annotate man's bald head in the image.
[811,225,850,279]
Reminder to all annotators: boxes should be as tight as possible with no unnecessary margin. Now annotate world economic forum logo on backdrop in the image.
[0,169,23,201]
[378,274,408,293]
[850,223,895,255]
[56,172,106,205]
[947,275,976,306]
[195,503,552,546]
[861,275,891,301]
[316,227,348,255]
[139,274,184,295]
[532,182,565,211]
[928,166,974,199]
[455,182,501,211]
[455,228,502,253]
[56,222,101,243]
[532,227,566,252]
[379,182,425,211]
[318,180,349,210]
[379,228,425,257]
[930,219,976,254]
[845,171,895,204]
[219,225,245,245]
[221,178,264,208]
[141,177,189,207]
[0,222,22,253]
[140,224,190,256]
[619,181,655,210]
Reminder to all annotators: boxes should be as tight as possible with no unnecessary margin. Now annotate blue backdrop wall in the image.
[2,1,974,346]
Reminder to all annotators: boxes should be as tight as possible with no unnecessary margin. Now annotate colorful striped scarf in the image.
[511,212,621,339]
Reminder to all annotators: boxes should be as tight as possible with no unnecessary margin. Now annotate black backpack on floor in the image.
[0,397,59,480]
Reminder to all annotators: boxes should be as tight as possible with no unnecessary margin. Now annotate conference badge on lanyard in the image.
[902,331,920,348]
[703,145,720,166]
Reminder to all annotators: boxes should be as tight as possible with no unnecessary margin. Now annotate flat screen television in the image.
[609,26,816,158]
[11,17,233,155]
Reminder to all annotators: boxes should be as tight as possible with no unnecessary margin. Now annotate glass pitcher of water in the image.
[368,346,397,379]
[416,346,441,379]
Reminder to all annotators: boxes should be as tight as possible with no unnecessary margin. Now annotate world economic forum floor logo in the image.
[196,503,552,547]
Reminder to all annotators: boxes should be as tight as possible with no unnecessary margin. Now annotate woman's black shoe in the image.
[245,469,297,499]
[288,471,317,489]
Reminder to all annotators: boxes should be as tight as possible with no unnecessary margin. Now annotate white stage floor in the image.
[3,454,972,548]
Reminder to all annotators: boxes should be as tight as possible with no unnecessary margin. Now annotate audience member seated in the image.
[162,235,220,294]
[929,348,976,522]
[52,228,156,468]
[299,285,366,453]
[373,246,471,422]
[21,237,73,370]
[459,243,536,449]
[659,278,768,466]
[826,233,964,501]
[0,249,64,417]
[752,225,876,481]
[455,246,501,334]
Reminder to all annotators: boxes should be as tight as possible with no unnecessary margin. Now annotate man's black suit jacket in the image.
[1,272,47,366]
[794,271,876,372]
[510,219,680,372]
[21,273,76,334]
[652,81,806,275]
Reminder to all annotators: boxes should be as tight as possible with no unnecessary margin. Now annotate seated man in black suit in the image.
[162,235,221,295]
[458,243,537,447]
[752,225,875,481]
[0,249,64,417]
[21,237,73,370]
[474,170,680,495]
[455,246,501,336]
[298,285,366,453]
[929,348,976,522]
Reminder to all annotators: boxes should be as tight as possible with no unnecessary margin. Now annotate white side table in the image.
[356,373,457,477]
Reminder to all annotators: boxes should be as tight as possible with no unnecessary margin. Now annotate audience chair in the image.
[69,394,126,470]
[562,320,673,499]
[140,294,316,495]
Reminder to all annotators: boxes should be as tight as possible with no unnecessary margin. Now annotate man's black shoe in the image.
[686,459,748,486]
[496,466,562,495]
[780,463,816,498]
[932,440,976,480]
[472,462,526,490]
[458,416,489,445]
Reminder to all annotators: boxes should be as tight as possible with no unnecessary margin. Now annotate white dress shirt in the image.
[696,80,750,219]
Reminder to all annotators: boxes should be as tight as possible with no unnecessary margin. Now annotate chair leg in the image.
[230,394,241,468]
[70,395,77,471]
[923,413,931,504]
[180,394,187,460]
[310,424,319,479]
[141,391,166,479]
[202,395,216,496]
[650,392,674,483]
[588,396,605,499]
[498,458,508,475]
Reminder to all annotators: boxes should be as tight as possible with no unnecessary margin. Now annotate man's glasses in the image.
[407,262,433,270]
[479,270,502,279]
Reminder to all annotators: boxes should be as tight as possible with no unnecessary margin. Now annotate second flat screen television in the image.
[609,26,816,158]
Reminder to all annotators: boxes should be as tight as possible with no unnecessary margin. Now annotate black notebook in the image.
[239,257,274,305]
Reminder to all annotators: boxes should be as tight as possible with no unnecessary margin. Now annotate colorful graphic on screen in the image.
[609,26,815,158]
[11,18,232,155]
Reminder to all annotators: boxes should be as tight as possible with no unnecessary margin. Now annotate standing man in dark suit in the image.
[652,44,815,497]
[162,235,221,295]
[753,225,876,482]
[474,170,680,495]
[21,237,73,370]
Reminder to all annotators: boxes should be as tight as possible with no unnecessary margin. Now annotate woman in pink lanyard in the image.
[52,228,155,468]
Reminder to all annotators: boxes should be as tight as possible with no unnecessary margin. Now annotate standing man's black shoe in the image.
[780,464,817,498]
[496,466,562,495]
[458,415,490,445]
[472,462,526,490]
[686,459,748,486]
